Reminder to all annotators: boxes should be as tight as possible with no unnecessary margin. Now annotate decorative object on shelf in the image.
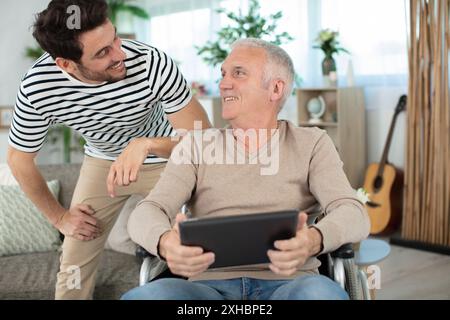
[297,87,366,188]
[190,81,208,97]
[0,107,14,129]
[313,29,349,87]
[331,111,338,122]
[195,0,293,68]
[306,95,326,124]
[356,188,370,204]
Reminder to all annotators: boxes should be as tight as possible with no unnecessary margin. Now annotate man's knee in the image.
[121,278,194,300]
[277,275,349,300]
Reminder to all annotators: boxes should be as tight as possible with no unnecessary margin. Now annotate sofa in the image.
[0,164,141,300]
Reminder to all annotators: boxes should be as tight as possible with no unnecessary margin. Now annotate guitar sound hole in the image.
[373,176,383,191]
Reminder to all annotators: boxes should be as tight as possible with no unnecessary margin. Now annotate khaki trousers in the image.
[55,156,166,300]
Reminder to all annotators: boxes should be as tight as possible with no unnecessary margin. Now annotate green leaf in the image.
[106,0,150,23]
[196,0,294,67]
[25,46,44,60]
[122,5,150,19]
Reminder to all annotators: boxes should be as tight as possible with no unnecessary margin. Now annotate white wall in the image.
[0,0,51,163]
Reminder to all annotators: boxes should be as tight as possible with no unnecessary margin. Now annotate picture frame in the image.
[0,107,14,129]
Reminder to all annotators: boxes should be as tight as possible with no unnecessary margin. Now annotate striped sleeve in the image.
[8,84,50,153]
[156,51,192,114]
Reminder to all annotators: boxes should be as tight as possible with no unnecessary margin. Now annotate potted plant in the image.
[313,29,349,86]
[107,0,150,37]
[196,0,294,68]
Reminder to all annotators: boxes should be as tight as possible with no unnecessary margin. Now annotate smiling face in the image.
[57,20,127,84]
[219,46,273,126]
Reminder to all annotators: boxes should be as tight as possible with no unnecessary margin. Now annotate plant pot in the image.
[322,57,337,87]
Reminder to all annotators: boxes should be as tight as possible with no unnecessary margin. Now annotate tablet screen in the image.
[179,210,298,268]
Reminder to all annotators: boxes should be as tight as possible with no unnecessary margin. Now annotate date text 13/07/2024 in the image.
[177,304,273,318]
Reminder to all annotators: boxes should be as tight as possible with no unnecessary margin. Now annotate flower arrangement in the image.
[190,82,208,97]
[356,188,370,204]
[313,29,349,59]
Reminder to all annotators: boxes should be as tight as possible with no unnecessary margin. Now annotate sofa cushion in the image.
[0,180,62,256]
[0,164,18,185]
[0,249,140,300]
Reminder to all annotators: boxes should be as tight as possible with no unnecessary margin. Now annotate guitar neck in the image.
[377,112,400,176]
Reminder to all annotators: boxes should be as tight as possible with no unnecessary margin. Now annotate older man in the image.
[122,38,370,300]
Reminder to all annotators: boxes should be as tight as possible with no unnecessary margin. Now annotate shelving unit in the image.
[297,87,366,188]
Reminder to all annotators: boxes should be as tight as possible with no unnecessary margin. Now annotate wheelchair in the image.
[135,207,371,300]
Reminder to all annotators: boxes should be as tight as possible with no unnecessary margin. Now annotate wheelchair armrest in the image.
[330,243,354,259]
[136,245,156,259]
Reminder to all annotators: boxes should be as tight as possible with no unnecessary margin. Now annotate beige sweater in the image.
[129,120,370,281]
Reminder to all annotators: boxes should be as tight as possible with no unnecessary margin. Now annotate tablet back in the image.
[179,210,298,268]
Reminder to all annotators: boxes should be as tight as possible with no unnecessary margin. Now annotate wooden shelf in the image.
[297,87,338,91]
[299,122,338,127]
[297,87,366,188]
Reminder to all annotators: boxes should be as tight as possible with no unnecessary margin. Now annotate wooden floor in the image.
[373,243,450,299]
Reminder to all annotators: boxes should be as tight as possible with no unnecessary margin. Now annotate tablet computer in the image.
[179,210,298,268]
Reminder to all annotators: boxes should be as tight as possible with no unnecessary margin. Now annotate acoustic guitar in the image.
[363,95,407,235]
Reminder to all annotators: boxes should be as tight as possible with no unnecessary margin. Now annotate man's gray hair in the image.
[231,38,295,110]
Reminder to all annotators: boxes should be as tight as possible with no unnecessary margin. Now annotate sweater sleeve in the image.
[127,132,198,258]
[308,131,370,254]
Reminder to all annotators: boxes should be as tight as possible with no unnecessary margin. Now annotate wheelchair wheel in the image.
[343,259,361,300]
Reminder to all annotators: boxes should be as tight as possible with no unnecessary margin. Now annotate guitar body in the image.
[363,162,403,235]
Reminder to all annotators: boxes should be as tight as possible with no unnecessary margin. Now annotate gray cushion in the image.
[0,180,61,256]
[0,249,140,300]
[39,164,81,209]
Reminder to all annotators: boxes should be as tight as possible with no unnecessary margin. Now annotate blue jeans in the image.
[121,275,349,300]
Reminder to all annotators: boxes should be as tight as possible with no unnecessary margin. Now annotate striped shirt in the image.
[8,40,192,163]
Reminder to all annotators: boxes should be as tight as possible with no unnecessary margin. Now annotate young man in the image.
[7,0,210,299]
[122,38,370,300]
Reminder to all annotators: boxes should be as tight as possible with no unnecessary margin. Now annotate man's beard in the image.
[76,61,127,83]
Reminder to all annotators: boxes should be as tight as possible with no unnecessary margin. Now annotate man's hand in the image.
[267,212,322,276]
[158,213,215,278]
[54,204,101,241]
[107,137,151,197]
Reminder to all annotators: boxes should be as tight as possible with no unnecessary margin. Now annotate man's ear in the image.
[270,79,286,102]
[55,57,77,74]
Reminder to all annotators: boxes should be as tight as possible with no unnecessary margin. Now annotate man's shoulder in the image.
[282,120,326,144]
[21,53,62,88]
[121,39,172,61]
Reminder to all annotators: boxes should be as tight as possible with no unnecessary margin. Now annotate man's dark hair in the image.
[32,0,109,62]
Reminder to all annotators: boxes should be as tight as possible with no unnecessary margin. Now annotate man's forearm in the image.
[8,158,65,225]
